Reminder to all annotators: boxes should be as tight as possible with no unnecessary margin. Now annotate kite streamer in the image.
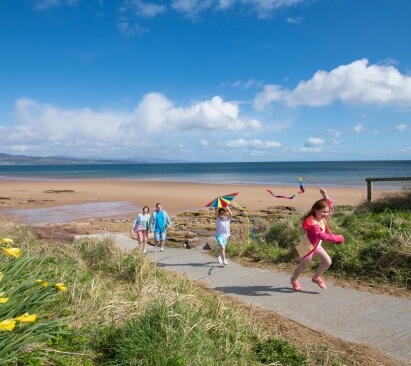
[228,201,251,245]
[301,175,321,189]
[267,177,305,199]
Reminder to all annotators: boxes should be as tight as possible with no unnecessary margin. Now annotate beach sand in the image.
[0,179,379,224]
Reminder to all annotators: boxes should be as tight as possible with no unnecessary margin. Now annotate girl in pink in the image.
[291,188,344,291]
[131,206,151,254]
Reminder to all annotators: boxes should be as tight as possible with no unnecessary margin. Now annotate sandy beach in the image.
[0,179,379,224]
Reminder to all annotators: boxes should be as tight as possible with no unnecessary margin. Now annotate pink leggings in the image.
[137,230,149,243]
[292,246,332,280]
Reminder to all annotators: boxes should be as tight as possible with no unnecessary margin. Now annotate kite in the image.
[267,177,305,199]
[205,193,238,208]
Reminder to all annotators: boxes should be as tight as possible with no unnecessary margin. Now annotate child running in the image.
[291,188,345,291]
[215,206,232,265]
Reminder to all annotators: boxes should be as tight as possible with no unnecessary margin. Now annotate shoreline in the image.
[0,178,388,223]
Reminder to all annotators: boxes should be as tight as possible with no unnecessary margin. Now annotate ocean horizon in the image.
[1,160,411,189]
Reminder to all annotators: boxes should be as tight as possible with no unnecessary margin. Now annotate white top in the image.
[216,217,230,237]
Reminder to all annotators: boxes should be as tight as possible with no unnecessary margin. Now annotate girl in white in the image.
[132,206,151,254]
[215,206,232,265]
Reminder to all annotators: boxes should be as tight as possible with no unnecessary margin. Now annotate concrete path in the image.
[75,232,411,365]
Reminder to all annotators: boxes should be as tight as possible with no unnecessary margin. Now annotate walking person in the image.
[215,206,232,265]
[131,206,151,254]
[291,188,344,291]
[150,203,171,252]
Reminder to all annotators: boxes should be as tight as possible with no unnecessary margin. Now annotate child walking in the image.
[215,206,232,265]
[291,188,344,291]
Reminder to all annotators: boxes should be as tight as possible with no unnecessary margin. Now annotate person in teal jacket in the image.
[150,203,172,252]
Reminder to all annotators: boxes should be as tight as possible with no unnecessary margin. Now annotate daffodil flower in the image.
[14,313,37,323]
[35,279,43,283]
[0,297,9,304]
[42,282,49,287]
[0,319,16,331]
[55,283,67,292]
[1,238,14,245]
[1,247,21,258]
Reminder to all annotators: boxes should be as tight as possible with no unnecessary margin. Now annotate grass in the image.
[227,186,411,292]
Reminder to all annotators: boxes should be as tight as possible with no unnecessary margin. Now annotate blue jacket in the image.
[150,210,171,233]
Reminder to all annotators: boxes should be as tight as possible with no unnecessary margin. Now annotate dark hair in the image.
[218,208,226,215]
[143,205,149,213]
[304,199,329,219]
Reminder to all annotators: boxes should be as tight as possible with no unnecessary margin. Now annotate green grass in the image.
[0,227,311,365]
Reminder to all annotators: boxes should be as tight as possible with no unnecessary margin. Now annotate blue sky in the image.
[1,0,411,162]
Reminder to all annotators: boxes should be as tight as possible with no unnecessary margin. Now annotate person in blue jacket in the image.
[150,202,172,252]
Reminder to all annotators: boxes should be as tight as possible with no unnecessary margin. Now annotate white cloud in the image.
[220,138,281,148]
[287,16,302,24]
[254,59,411,109]
[171,0,212,17]
[305,137,324,147]
[120,0,167,18]
[117,17,149,37]
[395,123,407,131]
[353,124,366,133]
[217,0,304,19]
[5,94,261,156]
[31,0,78,10]
[135,93,262,132]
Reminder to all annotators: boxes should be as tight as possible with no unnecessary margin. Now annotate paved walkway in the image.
[75,232,411,365]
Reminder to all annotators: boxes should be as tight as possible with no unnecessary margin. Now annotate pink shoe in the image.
[312,276,327,289]
[291,278,302,291]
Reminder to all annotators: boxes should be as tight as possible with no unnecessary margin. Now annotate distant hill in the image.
[0,153,188,165]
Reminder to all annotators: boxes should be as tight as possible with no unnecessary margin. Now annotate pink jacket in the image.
[302,198,344,246]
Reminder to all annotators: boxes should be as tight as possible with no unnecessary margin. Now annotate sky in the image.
[1,0,411,163]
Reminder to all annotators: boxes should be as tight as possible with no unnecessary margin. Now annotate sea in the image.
[1,160,411,188]
[1,160,410,223]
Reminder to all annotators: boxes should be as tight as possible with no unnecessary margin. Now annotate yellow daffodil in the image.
[14,313,37,323]
[35,279,43,283]
[0,297,9,304]
[41,282,49,287]
[1,247,21,258]
[1,238,13,245]
[55,283,67,292]
[0,319,16,331]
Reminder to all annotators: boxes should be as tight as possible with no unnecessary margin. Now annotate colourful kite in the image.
[205,193,238,208]
[267,177,305,199]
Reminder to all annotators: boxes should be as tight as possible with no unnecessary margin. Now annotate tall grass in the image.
[2,222,395,365]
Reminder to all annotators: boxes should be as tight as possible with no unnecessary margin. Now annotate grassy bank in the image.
[0,221,401,365]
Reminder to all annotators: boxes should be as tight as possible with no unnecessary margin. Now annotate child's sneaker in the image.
[291,278,302,291]
[312,276,327,289]
[153,245,157,252]
[217,255,222,264]
[160,248,164,252]
[223,259,229,265]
